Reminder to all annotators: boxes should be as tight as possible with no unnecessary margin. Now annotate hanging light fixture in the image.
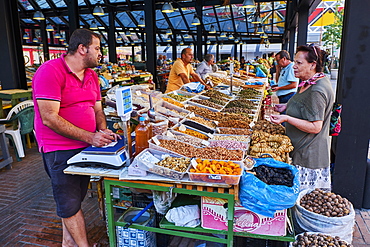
[190,43,194,47]
[206,39,211,45]
[214,42,218,46]
[251,15,261,24]
[138,17,145,27]
[63,41,67,46]
[23,33,30,39]
[167,44,171,47]
[125,30,132,36]
[162,2,174,13]
[90,21,98,30]
[209,25,216,34]
[220,42,224,48]
[156,43,159,46]
[228,34,234,39]
[260,33,268,39]
[220,32,226,38]
[256,25,264,34]
[117,35,123,41]
[93,3,105,16]
[242,0,256,8]
[131,42,135,45]
[33,37,38,43]
[59,36,65,42]
[46,24,54,32]
[239,41,244,45]
[234,39,239,44]
[166,36,171,42]
[191,15,201,26]
[33,10,45,20]
[179,41,184,45]
[166,28,172,35]
[54,32,61,39]
[184,33,190,39]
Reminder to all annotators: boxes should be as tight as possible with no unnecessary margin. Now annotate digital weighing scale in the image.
[67,86,133,169]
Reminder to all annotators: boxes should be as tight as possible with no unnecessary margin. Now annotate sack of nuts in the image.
[292,189,355,244]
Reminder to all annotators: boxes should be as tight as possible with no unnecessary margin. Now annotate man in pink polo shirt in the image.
[33,29,119,247]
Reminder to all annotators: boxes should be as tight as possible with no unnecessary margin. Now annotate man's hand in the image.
[92,129,121,147]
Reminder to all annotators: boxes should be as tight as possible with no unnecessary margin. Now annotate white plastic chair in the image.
[0,100,34,160]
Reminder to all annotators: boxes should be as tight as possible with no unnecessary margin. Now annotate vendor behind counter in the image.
[165,48,208,93]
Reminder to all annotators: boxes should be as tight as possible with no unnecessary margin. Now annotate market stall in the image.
[64,76,298,247]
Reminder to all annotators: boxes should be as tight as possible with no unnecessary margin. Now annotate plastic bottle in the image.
[135,117,149,156]
[141,113,153,139]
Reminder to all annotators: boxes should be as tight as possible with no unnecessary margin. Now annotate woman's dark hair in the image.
[67,29,101,55]
[296,45,323,72]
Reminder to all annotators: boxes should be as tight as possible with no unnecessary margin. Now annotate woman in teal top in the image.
[271,45,334,191]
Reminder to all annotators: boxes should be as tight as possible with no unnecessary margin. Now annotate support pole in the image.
[332,0,370,209]
[0,0,26,89]
[144,0,157,89]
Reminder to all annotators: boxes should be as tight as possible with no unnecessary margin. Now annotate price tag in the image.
[173,91,178,95]
[208,175,222,180]
[108,79,115,83]
[179,124,187,132]
[169,117,180,123]
[136,91,142,96]
[166,131,174,138]
[249,121,255,128]
[213,120,219,126]
[216,128,221,134]
[207,133,214,139]
[201,140,210,146]
[152,136,160,146]
[189,112,195,118]
[191,158,198,169]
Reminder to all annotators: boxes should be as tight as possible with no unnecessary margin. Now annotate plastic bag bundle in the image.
[152,190,177,214]
[182,82,205,93]
[239,158,300,217]
[292,189,355,244]
[255,67,267,78]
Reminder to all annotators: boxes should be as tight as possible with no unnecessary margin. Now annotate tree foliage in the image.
[322,1,344,51]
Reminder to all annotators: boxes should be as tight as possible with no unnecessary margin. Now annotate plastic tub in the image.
[133,148,190,179]
[188,159,244,185]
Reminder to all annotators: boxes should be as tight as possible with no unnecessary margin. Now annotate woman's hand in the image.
[270,115,289,125]
[274,104,287,113]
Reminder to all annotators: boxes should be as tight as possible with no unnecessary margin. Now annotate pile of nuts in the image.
[222,107,254,116]
[171,133,206,147]
[158,139,244,161]
[225,99,257,110]
[213,135,250,142]
[190,99,223,110]
[209,140,248,150]
[188,116,217,129]
[252,119,285,135]
[167,93,192,102]
[185,105,251,123]
[218,120,251,129]
[162,97,184,107]
[202,89,232,100]
[155,157,190,173]
[238,88,262,98]
[217,127,252,135]
[173,127,208,140]
[300,189,351,217]
[293,232,352,247]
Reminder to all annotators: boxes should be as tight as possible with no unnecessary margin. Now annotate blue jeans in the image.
[278,92,295,104]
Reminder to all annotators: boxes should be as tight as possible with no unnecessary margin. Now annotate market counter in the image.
[64,165,295,247]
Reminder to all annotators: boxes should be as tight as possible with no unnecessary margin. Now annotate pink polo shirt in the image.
[32,54,101,153]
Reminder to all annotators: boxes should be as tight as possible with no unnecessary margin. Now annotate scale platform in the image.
[67,138,129,169]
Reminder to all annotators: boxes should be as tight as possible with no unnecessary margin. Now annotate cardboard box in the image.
[201,197,287,236]
[116,208,156,247]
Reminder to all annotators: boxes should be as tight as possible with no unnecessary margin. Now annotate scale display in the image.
[116,86,133,121]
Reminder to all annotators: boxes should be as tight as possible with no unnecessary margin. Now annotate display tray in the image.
[189,95,229,110]
[171,123,212,140]
[164,90,197,103]
[186,99,223,112]
[188,159,244,185]
[181,119,215,134]
[132,148,190,180]
[211,134,251,143]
